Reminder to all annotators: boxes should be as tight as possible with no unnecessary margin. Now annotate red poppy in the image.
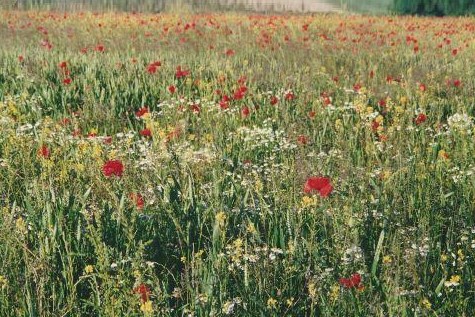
[415,113,427,125]
[419,83,426,92]
[134,283,150,303]
[104,136,112,144]
[59,61,67,69]
[233,86,247,100]
[270,96,279,105]
[353,83,361,92]
[18,55,24,62]
[38,145,50,158]
[190,104,200,113]
[136,107,149,118]
[219,95,230,110]
[94,44,105,53]
[146,61,161,74]
[175,66,190,79]
[225,49,235,56]
[339,273,363,289]
[140,128,152,137]
[63,78,72,85]
[297,135,308,145]
[130,193,144,209]
[102,160,124,178]
[452,48,458,56]
[371,120,380,132]
[168,85,176,94]
[241,106,250,118]
[304,177,333,197]
[285,91,295,101]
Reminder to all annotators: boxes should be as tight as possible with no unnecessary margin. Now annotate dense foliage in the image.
[393,0,475,16]
[1,9,475,317]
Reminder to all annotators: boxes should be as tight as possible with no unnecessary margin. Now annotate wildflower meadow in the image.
[0,6,475,316]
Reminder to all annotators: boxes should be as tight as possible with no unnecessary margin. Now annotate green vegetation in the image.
[1,9,475,317]
[393,0,475,16]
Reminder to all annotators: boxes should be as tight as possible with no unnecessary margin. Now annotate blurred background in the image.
[1,0,474,15]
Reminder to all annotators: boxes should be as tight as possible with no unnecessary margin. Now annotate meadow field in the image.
[0,8,475,316]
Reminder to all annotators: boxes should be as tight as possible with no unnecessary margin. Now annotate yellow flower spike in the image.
[215,211,226,227]
[0,275,8,289]
[140,300,153,314]
[330,284,340,301]
[308,282,317,300]
[421,298,432,310]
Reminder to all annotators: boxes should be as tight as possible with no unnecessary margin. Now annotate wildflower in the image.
[419,83,426,92]
[130,193,144,209]
[285,91,295,100]
[266,297,277,309]
[135,283,151,303]
[140,300,153,313]
[241,106,250,118]
[308,282,318,300]
[270,96,279,105]
[225,49,235,56]
[339,273,363,290]
[168,85,176,94]
[175,66,189,79]
[84,265,94,274]
[382,255,392,264]
[140,128,152,138]
[63,78,72,85]
[304,177,333,197]
[136,107,149,118]
[415,113,427,125]
[233,86,247,100]
[38,145,50,158]
[297,135,308,145]
[18,55,24,62]
[215,211,226,227]
[102,160,124,178]
[146,61,161,74]
[0,275,7,289]
[452,48,458,56]
[444,275,461,287]
[421,298,432,310]
[94,44,105,53]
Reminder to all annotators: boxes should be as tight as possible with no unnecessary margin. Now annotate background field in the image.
[1,5,475,317]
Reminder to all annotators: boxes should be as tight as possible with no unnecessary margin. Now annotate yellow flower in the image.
[0,275,7,289]
[382,255,392,264]
[15,217,27,235]
[330,284,339,301]
[444,275,461,287]
[215,211,226,227]
[140,300,153,314]
[301,196,317,209]
[335,119,343,132]
[441,254,448,262]
[84,265,94,274]
[308,282,317,300]
[267,297,277,309]
[286,297,294,307]
[421,298,432,310]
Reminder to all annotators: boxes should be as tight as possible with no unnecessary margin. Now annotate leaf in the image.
[371,229,385,277]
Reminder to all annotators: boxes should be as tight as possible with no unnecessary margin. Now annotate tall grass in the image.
[1,9,475,317]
